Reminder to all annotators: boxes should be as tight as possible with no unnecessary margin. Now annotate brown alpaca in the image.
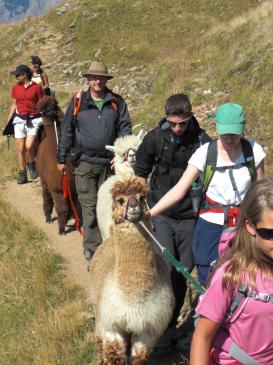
[35,96,78,234]
[89,176,174,365]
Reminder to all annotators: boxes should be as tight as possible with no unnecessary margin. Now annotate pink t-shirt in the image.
[196,265,273,365]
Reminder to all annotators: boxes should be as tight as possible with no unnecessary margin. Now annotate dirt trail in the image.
[3,180,91,294]
[2,179,191,365]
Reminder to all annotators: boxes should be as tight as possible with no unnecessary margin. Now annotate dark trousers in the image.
[74,161,110,252]
[192,217,223,286]
[152,214,195,326]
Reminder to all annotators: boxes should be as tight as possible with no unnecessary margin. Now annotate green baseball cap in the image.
[216,103,245,135]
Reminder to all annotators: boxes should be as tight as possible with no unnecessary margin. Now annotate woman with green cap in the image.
[148,102,266,286]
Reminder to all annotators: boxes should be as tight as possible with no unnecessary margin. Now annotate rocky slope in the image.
[0,0,272,170]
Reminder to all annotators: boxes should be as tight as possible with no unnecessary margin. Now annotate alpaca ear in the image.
[137,129,145,141]
[105,145,116,153]
[133,123,142,131]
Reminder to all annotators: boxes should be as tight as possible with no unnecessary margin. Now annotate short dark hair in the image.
[31,55,42,66]
[165,93,192,116]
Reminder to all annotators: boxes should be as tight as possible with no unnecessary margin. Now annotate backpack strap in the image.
[111,92,120,112]
[222,282,269,365]
[225,283,273,321]
[199,140,217,210]
[72,90,83,129]
[241,138,256,182]
[73,91,83,118]
[200,138,255,211]
[149,127,165,189]
[225,283,249,320]
[229,342,260,365]
[154,126,165,163]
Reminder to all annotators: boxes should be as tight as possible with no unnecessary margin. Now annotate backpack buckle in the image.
[238,283,249,296]
[259,294,270,302]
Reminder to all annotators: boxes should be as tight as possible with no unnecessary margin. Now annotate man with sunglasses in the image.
[135,93,211,350]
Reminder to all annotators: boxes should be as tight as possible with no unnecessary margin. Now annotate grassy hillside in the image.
[0,197,95,365]
[0,0,272,169]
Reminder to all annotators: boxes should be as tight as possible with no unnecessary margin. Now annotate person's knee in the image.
[196,265,210,286]
[25,141,35,152]
[17,143,26,154]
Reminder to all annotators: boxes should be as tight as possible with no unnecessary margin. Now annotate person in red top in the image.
[7,64,44,184]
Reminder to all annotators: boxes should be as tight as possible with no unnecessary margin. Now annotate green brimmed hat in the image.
[216,103,245,135]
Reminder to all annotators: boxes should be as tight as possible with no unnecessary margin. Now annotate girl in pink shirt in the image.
[190,179,273,365]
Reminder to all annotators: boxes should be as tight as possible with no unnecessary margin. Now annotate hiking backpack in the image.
[195,227,273,365]
[67,90,121,165]
[72,89,120,126]
[201,138,256,201]
[197,138,256,226]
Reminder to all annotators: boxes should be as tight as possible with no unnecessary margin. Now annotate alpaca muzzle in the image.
[125,196,142,222]
[123,148,136,167]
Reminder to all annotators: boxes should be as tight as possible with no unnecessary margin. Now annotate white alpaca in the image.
[97,130,145,240]
[90,177,174,365]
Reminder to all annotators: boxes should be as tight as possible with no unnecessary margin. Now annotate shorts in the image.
[13,116,42,139]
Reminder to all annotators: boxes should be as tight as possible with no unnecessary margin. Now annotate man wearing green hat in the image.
[58,61,132,262]
[148,102,266,286]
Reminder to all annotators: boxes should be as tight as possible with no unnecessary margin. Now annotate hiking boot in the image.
[83,248,94,262]
[27,162,38,180]
[17,170,28,184]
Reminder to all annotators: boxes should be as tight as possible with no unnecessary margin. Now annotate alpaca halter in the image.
[124,195,147,221]
[124,195,137,220]
[123,148,136,162]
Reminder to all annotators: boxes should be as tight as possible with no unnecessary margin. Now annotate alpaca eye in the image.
[117,198,125,206]
[139,196,146,205]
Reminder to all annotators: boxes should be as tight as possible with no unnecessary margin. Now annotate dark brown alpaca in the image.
[36,96,78,234]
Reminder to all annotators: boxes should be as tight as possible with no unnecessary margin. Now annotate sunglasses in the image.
[255,227,273,241]
[167,117,190,128]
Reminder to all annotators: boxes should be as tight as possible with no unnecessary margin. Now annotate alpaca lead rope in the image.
[138,221,205,295]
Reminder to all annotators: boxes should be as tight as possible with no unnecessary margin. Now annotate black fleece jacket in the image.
[135,116,211,219]
[58,88,132,164]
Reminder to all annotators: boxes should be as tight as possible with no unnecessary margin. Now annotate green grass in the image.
[0,197,95,365]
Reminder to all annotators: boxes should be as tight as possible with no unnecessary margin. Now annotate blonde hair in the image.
[215,179,273,290]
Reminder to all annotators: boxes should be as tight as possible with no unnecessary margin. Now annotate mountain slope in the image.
[0,0,272,169]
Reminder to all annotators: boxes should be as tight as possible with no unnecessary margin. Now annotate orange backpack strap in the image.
[72,90,83,119]
[111,92,120,112]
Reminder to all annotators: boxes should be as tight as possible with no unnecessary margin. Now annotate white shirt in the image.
[188,139,266,225]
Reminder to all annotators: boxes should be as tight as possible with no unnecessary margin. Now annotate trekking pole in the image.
[54,121,59,147]
[138,221,205,295]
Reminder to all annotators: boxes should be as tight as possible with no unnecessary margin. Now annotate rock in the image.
[94,49,101,58]
[56,4,70,15]
[69,19,77,28]
[15,41,23,52]
[64,34,77,45]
